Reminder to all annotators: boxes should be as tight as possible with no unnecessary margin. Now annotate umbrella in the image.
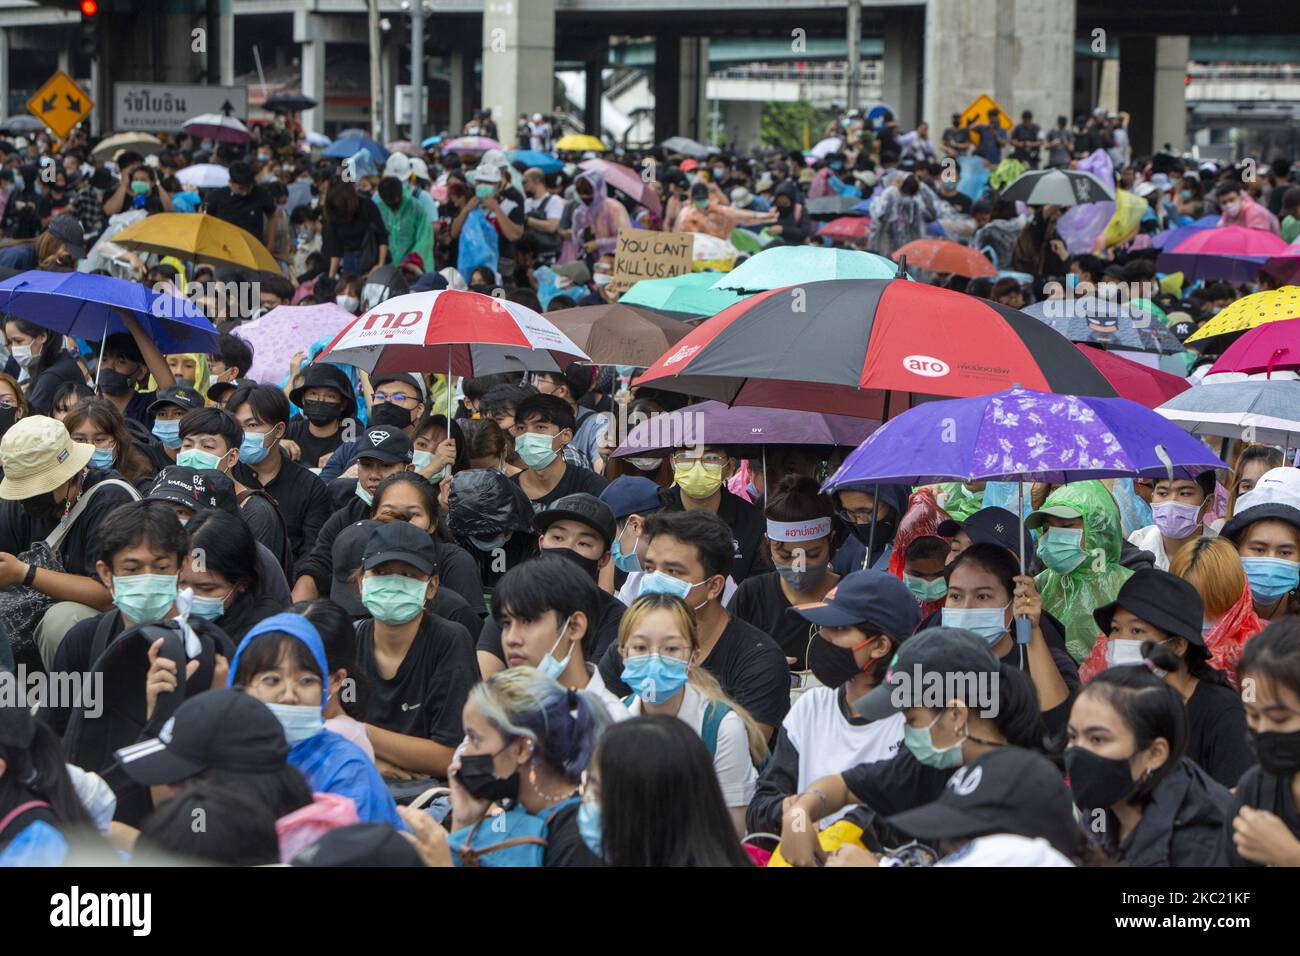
[618,272,746,319]
[1022,297,1185,354]
[711,246,897,293]
[817,217,871,242]
[892,239,996,278]
[1263,242,1300,285]
[302,131,331,148]
[809,137,844,159]
[1185,286,1300,346]
[316,289,591,382]
[554,134,608,153]
[91,132,162,161]
[182,113,251,144]
[322,136,389,165]
[337,127,370,140]
[176,163,230,189]
[0,271,218,354]
[804,195,864,218]
[1,115,45,133]
[440,136,499,155]
[542,303,690,368]
[660,136,716,159]
[1157,226,1290,282]
[1151,214,1219,250]
[578,158,662,217]
[613,401,878,457]
[111,213,280,273]
[1076,344,1191,408]
[634,278,1118,417]
[420,135,443,149]
[999,168,1115,206]
[1207,316,1300,376]
[262,92,317,113]
[1157,379,1300,445]
[384,140,425,158]
[509,149,563,174]
[234,303,356,385]
[728,227,771,255]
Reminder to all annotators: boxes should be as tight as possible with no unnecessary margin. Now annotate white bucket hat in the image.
[0,416,94,500]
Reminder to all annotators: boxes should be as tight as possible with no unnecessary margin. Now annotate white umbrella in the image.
[92,132,163,162]
[1157,379,1300,446]
[810,136,844,159]
[176,163,230,189]
[302,131,331,148]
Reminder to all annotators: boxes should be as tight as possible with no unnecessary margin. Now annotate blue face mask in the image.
[578,794,603,859]
[188,590,230,620]
[621,653,690,704]
[1037,526,1087,575]
[1241,556,1300,601]
[638,570,696,601]
[611,524,641,573]
[177,448,223,471]
[941,604,1009,644]
[151,418,181,449]
[264,702,324,745]
[356,483,374,507]
[537,616,574,679]
[112,573,178,625]
[903,713,965,769]
[90,446,115,469]
[240,428,274,465]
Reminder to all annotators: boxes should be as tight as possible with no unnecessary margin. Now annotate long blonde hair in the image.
[618,593,770,766]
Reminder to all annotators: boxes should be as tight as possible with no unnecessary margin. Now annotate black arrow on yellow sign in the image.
[40,95,56,113]
[65,94,82,112]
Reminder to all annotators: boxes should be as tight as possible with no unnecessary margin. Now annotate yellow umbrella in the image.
[1185,286,1300,343]
[111,212,281,273]
[554,134,608,152]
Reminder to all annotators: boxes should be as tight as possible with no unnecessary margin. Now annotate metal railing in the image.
[711,60,884,85]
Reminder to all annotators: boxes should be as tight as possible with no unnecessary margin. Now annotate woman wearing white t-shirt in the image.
[616,593,768,836]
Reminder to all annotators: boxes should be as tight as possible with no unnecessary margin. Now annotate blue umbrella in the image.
[509,149,563,174]
[1151,214,1218,251]
[420,135,443,149]
[322,136,389,165]
[0,271,219,354]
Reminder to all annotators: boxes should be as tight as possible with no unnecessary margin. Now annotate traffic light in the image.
[79,0,99,58]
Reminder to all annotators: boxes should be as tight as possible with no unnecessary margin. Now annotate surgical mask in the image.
[674,460,723,499]
[592,273,612,287]
[475,184,495,199]
[90,446,115,469]
[537,615,574,679]
[303,400,343,426]
[638,569,694,601]
[621,653,690,704]
[1180,189,1191,201]
[131,181,150,195]
[905,575,948,603]
[0,406,17,440]
[578,794,603,858]
[1248,727,1300,778]
[1106,638,1146,668]
[1151,500,1201,540]
[112,573,178,625]
[941,604,1008,645]
[903,713,964,769]
[96,367,133,397]
[550,545,599,580]
[1063,745,1140,811]
[10,344,37,368]
[240,428,275,465]
[151,418,182,449]
[612,525,641,573]
[1038,526,1087,574]
[335,295,359,312]
[693,199,709,210]
[808,636,873,688]
[469,533,508,552]
[265,702,324,745]
[189,590,231,620]
[361,573,427,624]
[412,450,450,482]
[830,161,843,171]
[515,432,558,470]
[626,456,663,472]
[455,749,520,802]
[775,561,828,592]
[1241,556,1300,601]
[356,484,374,506]
[177,448,224,471]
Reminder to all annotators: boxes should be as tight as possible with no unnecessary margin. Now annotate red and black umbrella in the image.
[635,279,1117,416]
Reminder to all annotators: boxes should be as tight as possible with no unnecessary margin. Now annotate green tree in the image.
[761,102,833,153]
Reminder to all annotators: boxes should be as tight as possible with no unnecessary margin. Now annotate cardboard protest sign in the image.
[611,229,695,293]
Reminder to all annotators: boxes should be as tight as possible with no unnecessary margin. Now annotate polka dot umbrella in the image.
[1184,286,1300,352]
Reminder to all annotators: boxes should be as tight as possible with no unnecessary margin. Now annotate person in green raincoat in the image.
[938,481,985,521]
[1027,480,1132,662]
[376,176,434,271]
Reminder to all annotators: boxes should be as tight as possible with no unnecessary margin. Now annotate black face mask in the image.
[0,405,17,439]
[1063,746,1140,811]
[303,400,343,426]
[97,367,133,397]
[369,402,414,429]
[548,544,600,580]
[454,751,520,803]
[21,491,62,523]
[850,515,897,550]
[1248,728,1300,778]
[807,636,867,688]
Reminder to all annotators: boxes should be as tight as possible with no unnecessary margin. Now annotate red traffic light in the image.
[80,0,98,15]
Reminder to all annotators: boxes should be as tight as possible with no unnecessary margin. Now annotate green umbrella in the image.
[728,227,771,256]
[710,246,898,293]
[619,272,747,318]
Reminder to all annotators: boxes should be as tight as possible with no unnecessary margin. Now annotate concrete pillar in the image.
[449,49,467,135]
[1152,36,1189,154]
[1119,35,1188,157]
[381,36,398,142]
[57,47,70,76]
[724,99,763,153]
[846,0,860,112]
[0,29,9,123]
[220,0,235,87]
[481,0,555,149]
[583,52,603,139]
[882,7,923,127]
[652,31,680,146]
[678,37,709,143]
[301,39,326,135]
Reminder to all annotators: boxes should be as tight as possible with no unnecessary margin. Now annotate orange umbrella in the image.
[892,239,996,278]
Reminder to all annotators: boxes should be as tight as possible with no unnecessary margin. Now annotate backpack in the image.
[621,694,734,759]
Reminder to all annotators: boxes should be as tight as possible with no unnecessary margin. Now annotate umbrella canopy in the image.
[817,217,871,241]
[1151,214,1219,250]
[0,271,218,353]
[420,135,443,149]
[660,136,716,159]
[384,140,424,157]
[613,400,878,457]
[728,227,771,255]
[554,134,608,153]
[182,113,251,144]
[542,303,690,367]
[1,115,45,133]
[234,303,356,385]
[824,386,1223,488]
[111,213,280,273]
[302,131,331,148]
[176,163,230,189]
[804,195,864,218]
[1208,316,1300,377]
[618,272,747,318]
[1185,286,1300,345]
[1157,226,1290,282]
[1022,297,1185,354]
[509,149,563,174]
[337,127,370,140]
[322,136,389,164]
[809,137,844,159]
[1157,379,1300,445]
[91,132,162,161]
[635,279,1118,417]
[579,158,663,217]
[1262,242,1300,285]
[316,289,591,378]
[999,169,1114,206]
[262,92,317,113]
[1076,344,1191,408]
[892,239,996,278]
[711,246,897,293]
[440,135,500,155]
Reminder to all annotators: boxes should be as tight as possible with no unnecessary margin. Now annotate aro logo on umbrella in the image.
[664,344,701,366]
[903,354,950,377]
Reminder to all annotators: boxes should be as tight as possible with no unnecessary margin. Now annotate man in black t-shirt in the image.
[510,394,607,510]
[1009,110,1043,168]
[203,160,276,245]
[285,363,359,470]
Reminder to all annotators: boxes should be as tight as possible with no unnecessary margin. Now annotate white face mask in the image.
[10,343,38,368]
[593,273,612,287]
[1106,638,1145,668]
[336,294,359,313]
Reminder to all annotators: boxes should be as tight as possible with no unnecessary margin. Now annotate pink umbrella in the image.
[440,136,499,155]
[1208,316,1300,377]
[818,216,871,241]
[1263,239,1300,285]
[181,113,251,144]
[579,158,663,217]
[235,303,355,384]
[1158,225,1290,282]
[385,140,425,157]
[1077,344,1191,408]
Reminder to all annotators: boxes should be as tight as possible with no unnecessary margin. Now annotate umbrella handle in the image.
[1015,616,1032,645]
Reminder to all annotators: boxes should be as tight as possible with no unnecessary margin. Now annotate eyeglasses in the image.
[669,451,727,468]
[836,508,876,525]
[373,391,417,405]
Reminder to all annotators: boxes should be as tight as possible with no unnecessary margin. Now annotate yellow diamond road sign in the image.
[961,93,1012,147]
[27,70,93,140]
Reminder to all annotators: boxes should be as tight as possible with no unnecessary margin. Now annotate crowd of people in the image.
[0,95,1298,871]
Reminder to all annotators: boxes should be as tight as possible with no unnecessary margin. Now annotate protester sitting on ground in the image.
[1169,536,1263,690]
[660,443,766,584]
[179,508,282,640]
[64,398,157,488]
[132,782,280,867]
[1127,472,1216,571]
[509,394,608,509]
[285,362,359,470]
[1220,467,1300,624]
[830,483,910,575]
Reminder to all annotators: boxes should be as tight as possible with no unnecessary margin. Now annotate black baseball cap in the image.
[356,425,414,465]
[938,506,1035,562]
[146,466,237,514]
[851,626,1000,721]
[149,385,205,415]
[1092,567,1205,647]
[330,519,384,615]
[291,823,423,867]
[362,520,437,576]
[789,570,921,641]
[885,746,1081,857]
[114,689,290,785]
[535,493,617,549]
[208,377,254,403]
